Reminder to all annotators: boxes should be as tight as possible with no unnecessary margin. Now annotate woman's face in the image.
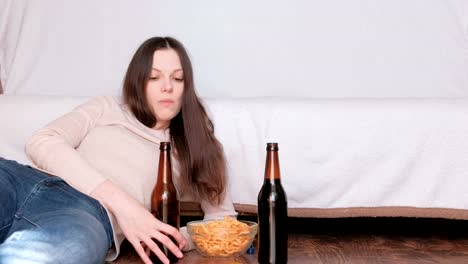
[146,48,184,130]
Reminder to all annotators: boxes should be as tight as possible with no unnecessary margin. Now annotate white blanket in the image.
[2,96,468,213]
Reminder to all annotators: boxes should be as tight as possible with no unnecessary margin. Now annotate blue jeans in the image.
[0,158,113,264]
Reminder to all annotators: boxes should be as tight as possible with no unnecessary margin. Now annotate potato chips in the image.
[189,216,256,257]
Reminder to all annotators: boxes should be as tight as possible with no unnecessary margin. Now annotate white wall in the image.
[1,0,468,98]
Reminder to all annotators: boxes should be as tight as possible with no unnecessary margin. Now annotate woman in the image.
[0,37,237,264]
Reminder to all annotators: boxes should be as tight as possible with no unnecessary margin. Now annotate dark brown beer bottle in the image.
[257,142,288,264]
[150,142,180,263]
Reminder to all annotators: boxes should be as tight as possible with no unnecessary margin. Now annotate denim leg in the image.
[0,162,16,241]
[0,158,49,242]
[0,211,109,264]
[0,159,113,264]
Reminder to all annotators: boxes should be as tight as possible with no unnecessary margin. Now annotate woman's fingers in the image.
[129,238,158,264]
[150,229,184,258]
[129,228,185,264]
[143,236,170,264]
[156,222,188,250]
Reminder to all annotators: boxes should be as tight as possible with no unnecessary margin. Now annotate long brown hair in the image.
[123,37,226,205]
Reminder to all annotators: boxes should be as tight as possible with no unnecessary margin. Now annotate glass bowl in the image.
[186,218,258,257]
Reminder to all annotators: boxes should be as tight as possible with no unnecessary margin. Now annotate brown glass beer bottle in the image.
[150,142,180,263]
[257,142,288,264]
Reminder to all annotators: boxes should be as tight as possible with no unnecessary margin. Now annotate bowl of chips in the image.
[186,216,258,257]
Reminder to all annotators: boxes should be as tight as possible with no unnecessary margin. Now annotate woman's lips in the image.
[159,99,174,106]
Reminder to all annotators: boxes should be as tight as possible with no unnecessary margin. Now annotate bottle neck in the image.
[264,150,281,182]
[158,149,173,184]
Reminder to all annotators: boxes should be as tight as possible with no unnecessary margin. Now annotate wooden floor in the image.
[113,217,468,264]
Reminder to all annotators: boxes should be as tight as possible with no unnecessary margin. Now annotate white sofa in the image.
[2,0,468,219]
[2,95,468,219]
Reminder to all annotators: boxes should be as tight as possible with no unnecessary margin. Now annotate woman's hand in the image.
[116,198,185,264]
[91,180,187,264]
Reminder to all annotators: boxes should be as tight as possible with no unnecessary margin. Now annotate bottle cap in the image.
[160,142,171,150]
[266,142,279,151]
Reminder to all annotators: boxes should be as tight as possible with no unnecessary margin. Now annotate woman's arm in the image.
[25,96,111,194]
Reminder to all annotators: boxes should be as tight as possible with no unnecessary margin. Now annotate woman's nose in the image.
[161,78,173,92]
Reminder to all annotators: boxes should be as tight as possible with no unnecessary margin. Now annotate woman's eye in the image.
[149,76,159,80]
[174,77,184,82]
